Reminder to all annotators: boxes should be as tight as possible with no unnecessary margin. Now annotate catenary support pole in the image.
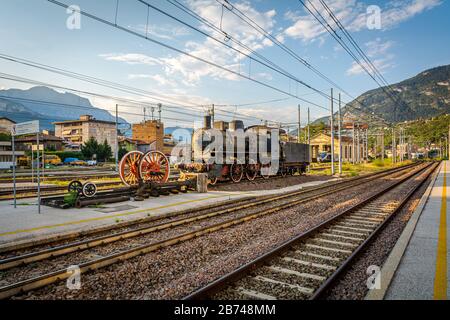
[37,133,41,214]
[298,105,301,143]
[12,133,16,209]
[308,107,311,165]
[330,89,335,175]
[352,122,356,164]
[115,104,119,172]
[338,93,342,175]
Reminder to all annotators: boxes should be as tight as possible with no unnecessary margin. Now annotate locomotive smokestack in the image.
[204,115,212,129]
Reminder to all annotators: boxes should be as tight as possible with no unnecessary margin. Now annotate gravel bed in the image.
[321,166,434,300]
[210,175,331,192]
[0,196,267,260]
[8,165,427,299]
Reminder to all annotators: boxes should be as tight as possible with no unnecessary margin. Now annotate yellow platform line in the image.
[434,162,448,300]
[0,193,245,237]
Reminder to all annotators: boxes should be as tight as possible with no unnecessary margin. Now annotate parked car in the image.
[64,157,79,164]
[317,152,332,163]
[71,160,87,166]
[44,155,62,166]
[87,160,97,166]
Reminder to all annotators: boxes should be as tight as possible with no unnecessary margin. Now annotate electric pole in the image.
[298,105,301,143]
[352,121,356,165]
[330,89,335,176]
[308,107,311,164]
[115,104,119,172]
[338,93,342,175]
[158,103,162,123]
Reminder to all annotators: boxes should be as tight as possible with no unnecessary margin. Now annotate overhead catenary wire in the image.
[0,72,291,126]
[315,0,407,121]
[212,0,389,126]
[299,0,406,120]
[0,53,276,124]
[44,0,331,112]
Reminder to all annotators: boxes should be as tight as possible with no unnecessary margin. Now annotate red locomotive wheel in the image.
[245,164,258,181]
[209,177,218,185]
[230,164,244,183]
[119,151,144,186]
[139,151,170,183]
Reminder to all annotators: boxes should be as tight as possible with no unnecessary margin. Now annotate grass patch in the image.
[309,160,414,177]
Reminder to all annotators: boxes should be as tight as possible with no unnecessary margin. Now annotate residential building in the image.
[54,115,117,154]
[14,134,64,152]
[0,117,16,134]
[0,141,25,169]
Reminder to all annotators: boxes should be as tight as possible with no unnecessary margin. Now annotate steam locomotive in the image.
[176,116,311,185]
[118,116,310,186]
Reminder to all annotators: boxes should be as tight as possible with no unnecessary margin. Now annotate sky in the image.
[0,0,449,128]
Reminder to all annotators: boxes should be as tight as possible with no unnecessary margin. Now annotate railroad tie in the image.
[282,257,336,271]
[268,266,326,281]
[253,276,314,295]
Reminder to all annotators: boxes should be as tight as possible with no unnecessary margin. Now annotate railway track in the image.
[0,172,119,184]
[0,162,427,299]
[184,161,438,300]
[0,181,124,199]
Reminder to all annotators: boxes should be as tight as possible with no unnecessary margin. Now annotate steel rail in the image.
[0,181,124,197]
[0,163,421,271]
[0,163,417,256]
[183,162,437,300]
[0,163,426,299]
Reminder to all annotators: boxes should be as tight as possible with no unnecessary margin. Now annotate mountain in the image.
[0,86,128,131]
[316,65,450,125]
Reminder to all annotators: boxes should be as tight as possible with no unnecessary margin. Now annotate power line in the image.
[299,0,405,121]
[316,0,407,121]
[45,0,330,111]
[213,0,387,126]
[0,53,274,123]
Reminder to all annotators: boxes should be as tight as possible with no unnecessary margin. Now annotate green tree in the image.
[0,133,11,141]
[81,137,100,160]
[98,139,113,162]
[118,147,128,161]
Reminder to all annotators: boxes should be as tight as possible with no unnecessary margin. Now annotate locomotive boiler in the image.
[177,117,311,185]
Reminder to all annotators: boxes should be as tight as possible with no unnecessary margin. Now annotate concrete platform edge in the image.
[0,195,258,253]
[365,161,441,300]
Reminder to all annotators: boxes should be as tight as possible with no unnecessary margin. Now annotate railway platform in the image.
[0,178,336,250]
[367,160,449,300]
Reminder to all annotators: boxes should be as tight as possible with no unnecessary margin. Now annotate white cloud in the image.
[365,38,395,57]
[346,58,394,76]
[282,0,442,42]
[157,0,278,84]
[129,24,190,40]
[101,1,279,86]
[128,74,178,87]
[99,53,162,66]
[346,38,396,76]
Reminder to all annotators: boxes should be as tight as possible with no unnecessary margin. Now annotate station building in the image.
[310,132,363,162]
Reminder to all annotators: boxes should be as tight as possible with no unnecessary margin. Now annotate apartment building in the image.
[54,115,117,154]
